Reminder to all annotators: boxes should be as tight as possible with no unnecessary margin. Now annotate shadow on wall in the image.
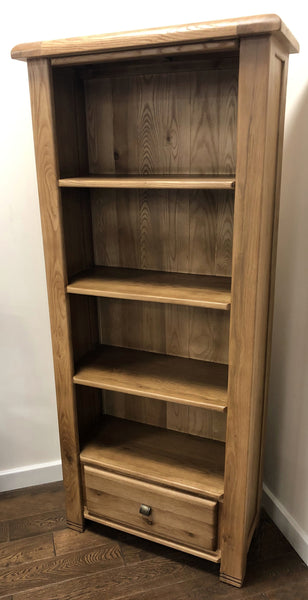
[264,82,308,527]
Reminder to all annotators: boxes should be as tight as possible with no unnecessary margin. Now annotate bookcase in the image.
[11,15,298,587]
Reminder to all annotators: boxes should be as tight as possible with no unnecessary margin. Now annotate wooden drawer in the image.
[83,465,218,552]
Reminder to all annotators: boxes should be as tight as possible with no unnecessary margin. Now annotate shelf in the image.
[58,175,235,190]
[73,345,228,412]
[67,267,231,310]
[80,416,225,500]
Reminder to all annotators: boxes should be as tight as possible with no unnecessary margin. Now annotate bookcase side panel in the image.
[27,58,83,530]
[220,36,289,586]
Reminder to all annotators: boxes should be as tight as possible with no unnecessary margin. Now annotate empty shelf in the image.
[80,416,225,500]
[73,346,228,412]
[59,175,235,189]
[67,267,231,310]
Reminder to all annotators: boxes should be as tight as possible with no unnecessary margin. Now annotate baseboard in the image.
[262,483,308,565]
[0,460,63,493]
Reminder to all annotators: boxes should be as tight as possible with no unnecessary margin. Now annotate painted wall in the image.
[1,0,307,563]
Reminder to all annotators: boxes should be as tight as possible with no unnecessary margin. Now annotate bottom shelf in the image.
[80,416,225,501]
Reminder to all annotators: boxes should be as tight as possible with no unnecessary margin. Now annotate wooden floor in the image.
[0,481,306,599]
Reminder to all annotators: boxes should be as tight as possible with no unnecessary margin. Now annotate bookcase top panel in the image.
[11,14,298,61]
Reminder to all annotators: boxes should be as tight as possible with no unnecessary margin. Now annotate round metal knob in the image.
[139,504,151,516]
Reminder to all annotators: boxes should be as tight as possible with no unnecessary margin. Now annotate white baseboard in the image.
[0,460,63,493]
[262,483,308,565]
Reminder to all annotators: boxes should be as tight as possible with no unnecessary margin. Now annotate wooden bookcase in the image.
[12,15,298,587]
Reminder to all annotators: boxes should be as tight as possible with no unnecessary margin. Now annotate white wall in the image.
[1,0,307,563]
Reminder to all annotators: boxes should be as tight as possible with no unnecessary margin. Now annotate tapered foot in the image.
[220,572,244,588]
[66,519,84,532]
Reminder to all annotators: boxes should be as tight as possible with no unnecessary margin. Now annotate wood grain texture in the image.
[53,526,111,556]
[67,267,231,309]
[52,67,89,179]
[27,58,83,530]
[61,189,93,279]
[0,543,123,596]
[91,189,234,276]
[74,345,228,411]
[69,295,99,363]
[0,522,9,543]
[220,37,289,585]
[0,534,54,569]
[11,553,218,600]
[9,511,66,541]
[80,416,225,500]
[256,47,289,523]
[84,467,217,552]
[53,69,104,440]
[103,393,227,442]
[11,14,299,60]
[85,68,237,175]
[0,482,64,522]
[98,298,229,364]
[59,176,235,188]
[52,40,239,67]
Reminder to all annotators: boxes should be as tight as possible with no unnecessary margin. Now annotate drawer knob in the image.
[139,504,152,517]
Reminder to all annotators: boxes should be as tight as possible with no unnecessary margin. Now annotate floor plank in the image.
[53,525,111,555]
[0,483,64,521]
[0,534,54,569]
[266,578,308,599]
[120,579,270,600]
[9,510,66,541]
[0,543,123,596]
[248,510,294,563]
[0,523,9,544]
[12,554,217,600]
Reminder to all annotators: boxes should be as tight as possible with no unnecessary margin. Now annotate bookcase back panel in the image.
[62,189,94,279]
[102,391,227,442]
[70,295,99,363]
[91,189,234,276]
[84,67,237,175]
[98,298,229,364]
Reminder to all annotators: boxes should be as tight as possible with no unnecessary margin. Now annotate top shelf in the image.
[58,175,235,190]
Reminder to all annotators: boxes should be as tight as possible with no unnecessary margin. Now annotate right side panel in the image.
[220,36,289,586]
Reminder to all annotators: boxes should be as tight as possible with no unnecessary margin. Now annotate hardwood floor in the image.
[0,481,306,599]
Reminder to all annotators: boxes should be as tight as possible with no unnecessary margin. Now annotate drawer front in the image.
[83,465,218,551]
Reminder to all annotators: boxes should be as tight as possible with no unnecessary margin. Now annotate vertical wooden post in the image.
[28,58,84,531]
[220,36,289,586]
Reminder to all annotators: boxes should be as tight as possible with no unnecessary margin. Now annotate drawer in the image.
[83,465,218,552]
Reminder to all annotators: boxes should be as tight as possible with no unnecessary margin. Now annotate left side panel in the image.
[27,58,99,530]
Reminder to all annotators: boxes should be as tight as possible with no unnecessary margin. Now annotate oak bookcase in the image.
[12,15,298,587]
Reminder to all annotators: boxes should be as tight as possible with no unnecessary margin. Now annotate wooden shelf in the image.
[58,175,235,190]
[73,345,228,412]
[67,267,231,310]
[80,416,225,500]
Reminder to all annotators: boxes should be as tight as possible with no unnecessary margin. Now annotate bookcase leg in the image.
[219,570,245,588]
[66,518,85,533]
[219,558,246,588]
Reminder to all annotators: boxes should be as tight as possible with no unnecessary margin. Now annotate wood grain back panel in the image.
[85,67,237,175]
[52,68,89,178]
[98,298,229,364]
[103,392,227,442]
[61,189,94,279]
[91,189,234,277]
